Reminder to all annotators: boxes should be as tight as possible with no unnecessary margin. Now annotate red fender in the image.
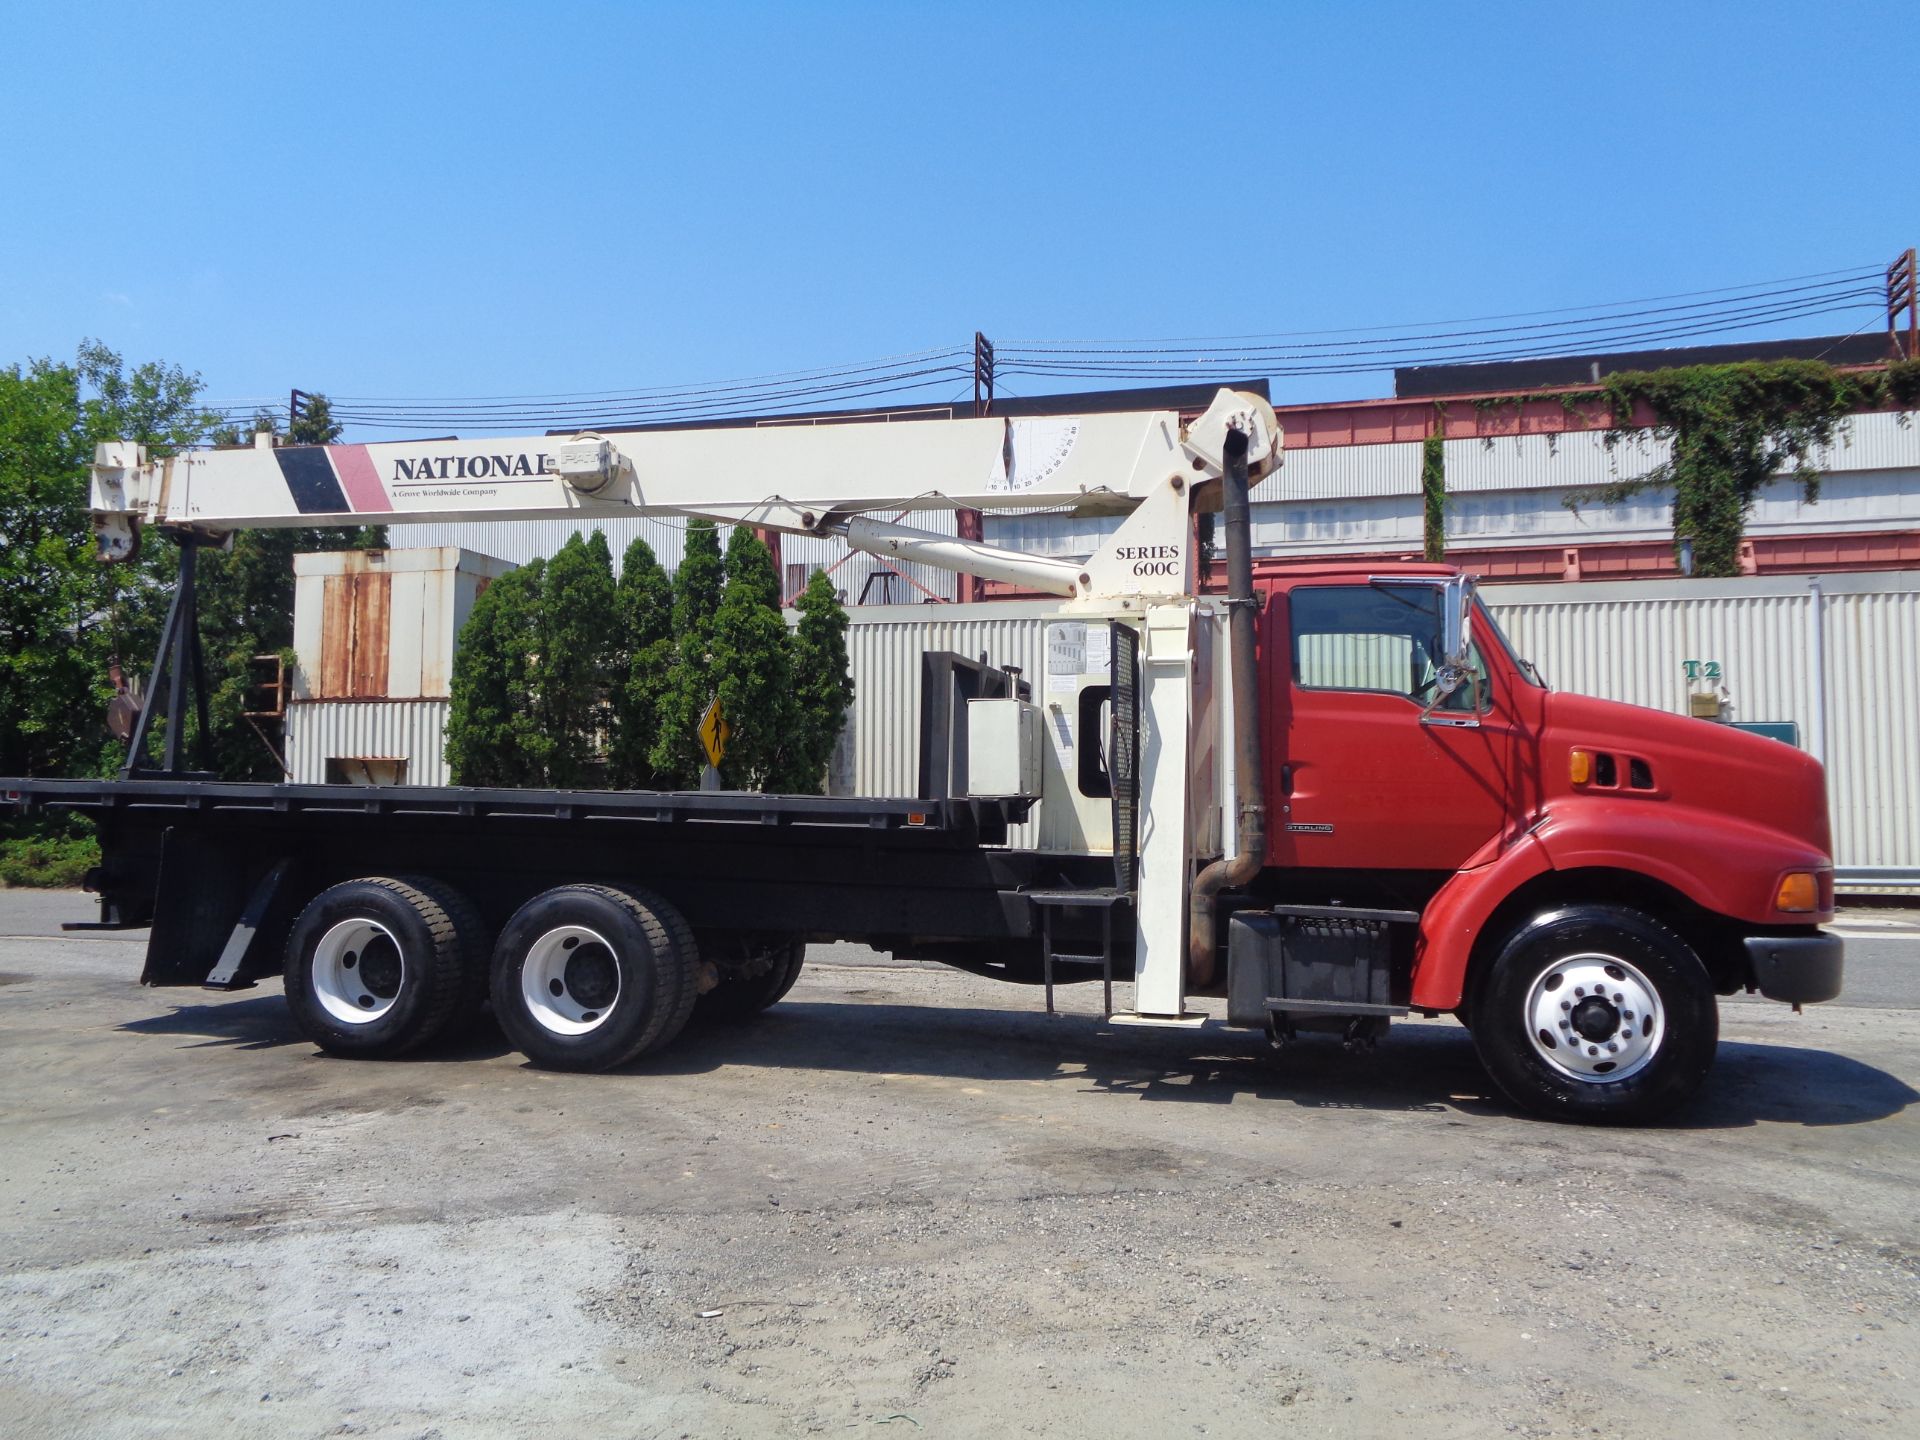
[1534,800,1831,927]
[1409,833,1550,1012]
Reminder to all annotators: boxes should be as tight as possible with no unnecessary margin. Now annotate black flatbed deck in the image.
[3,777,1017,834]
[3,776,1107,990]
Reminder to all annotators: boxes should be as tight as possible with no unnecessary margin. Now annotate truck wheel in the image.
[695,938,806,1022]
[283,877,470,1058]
[395,875,492,1035]
[490,885,696,1072]
[1470,904,1718,1125]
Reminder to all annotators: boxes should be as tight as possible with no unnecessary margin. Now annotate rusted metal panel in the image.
[317,571,392,699]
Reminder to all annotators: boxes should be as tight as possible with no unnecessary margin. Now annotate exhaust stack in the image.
[1187,426,1267,988]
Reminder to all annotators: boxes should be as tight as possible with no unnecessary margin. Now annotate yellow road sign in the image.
[699,696,731,768]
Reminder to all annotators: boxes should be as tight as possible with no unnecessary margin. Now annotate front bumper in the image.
[1744,931,1844,1004]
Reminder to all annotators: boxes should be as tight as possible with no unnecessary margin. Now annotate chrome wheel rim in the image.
[311,918,406,1026]
[521,925,621,1036]
[1524,951,1665,1083]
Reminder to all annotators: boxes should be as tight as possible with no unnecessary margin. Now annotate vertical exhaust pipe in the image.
[1187,427,1266,989]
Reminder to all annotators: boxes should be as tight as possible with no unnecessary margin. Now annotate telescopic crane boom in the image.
[90,390,1281,606]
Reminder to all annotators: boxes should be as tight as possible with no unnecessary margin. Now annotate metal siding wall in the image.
[842,605,1054,848]
[1254,494,1426,553]
[1488,574,1920,875]
[1447,430,1673,493]
[286,700,452,787]
[1808,411,1920,472]
[1820,583,1920,873]
[1270,439,1423,499]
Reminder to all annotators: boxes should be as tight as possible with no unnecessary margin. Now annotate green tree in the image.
[288,393,340,446]
[651,519,726,786]
[0,358,97,777]
[538,531,617,787]
[710,528,793,789]
[0,342,220,779]
[608,535,674,788]
[445,559,550,786]
[771,569,854,795]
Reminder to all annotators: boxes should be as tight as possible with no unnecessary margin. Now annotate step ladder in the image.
[1026,888,1129,1017]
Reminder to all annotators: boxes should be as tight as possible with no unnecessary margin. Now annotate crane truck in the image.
[3,389,1842,1122]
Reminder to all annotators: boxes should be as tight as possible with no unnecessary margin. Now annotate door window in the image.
[1290,584,1490,710]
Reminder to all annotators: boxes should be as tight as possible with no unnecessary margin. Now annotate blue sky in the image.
[2,0,1912,433]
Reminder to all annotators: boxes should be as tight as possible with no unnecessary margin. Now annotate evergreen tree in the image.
[710,528,794,790]
[287,394,340,447]
[445,559,549,786]
[771,569,854,794]
[608,535,674,788]
[538,532,618,787]
[651,519,725,786]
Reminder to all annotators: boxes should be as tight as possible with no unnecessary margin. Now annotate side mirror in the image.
[1440,575,1474,671]
[1421,576,1481,726]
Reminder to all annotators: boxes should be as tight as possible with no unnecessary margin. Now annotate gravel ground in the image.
[1,893,1916,1438]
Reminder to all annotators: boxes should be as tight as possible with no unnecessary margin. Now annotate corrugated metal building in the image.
[285,548,512,786]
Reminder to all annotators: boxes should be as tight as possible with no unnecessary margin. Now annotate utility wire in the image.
[267,260,1892,438]
[1001,264,1883,345]
[998,294,1881,379]
[999,282,1880,364]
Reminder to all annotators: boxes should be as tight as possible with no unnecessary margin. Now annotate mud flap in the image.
[141,828,251,987]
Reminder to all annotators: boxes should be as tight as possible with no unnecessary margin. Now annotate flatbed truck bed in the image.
[4,776,1106,994]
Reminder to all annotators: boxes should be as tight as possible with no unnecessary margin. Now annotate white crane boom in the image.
[90,390,1281,605]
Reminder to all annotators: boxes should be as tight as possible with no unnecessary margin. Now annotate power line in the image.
[258,259,1897,438]
[998,280,1881,365]
[1000,263,1883,345]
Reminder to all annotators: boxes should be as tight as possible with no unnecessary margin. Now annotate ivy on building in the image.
[1474,358,1920,579]
[1421,427,1447,562]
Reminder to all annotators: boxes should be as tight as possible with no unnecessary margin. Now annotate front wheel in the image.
[1470,904,1718,1125]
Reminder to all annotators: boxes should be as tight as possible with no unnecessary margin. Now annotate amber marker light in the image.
[1568,749,1593,785]
[1775,872,1819,913]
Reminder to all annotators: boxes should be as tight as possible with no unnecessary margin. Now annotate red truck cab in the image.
[1231,562,1842,1122]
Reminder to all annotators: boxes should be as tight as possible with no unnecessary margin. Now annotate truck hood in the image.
[1543,691,1833,859]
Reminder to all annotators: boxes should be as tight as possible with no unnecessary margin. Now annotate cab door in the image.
[1268,582,1515,873]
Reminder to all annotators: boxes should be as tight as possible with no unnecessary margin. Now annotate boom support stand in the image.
[122,534,214,779]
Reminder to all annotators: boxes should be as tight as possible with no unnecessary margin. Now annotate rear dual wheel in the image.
[283,876,489,1059]
[489,884,699,1072]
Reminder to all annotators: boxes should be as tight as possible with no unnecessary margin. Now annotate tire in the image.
[604,882,701,1048]
[397,875,492,1035]
[283,877,471,1058]
[694,938,806,1022]
[1470,904,1718,1125]
[490,884,697,1072]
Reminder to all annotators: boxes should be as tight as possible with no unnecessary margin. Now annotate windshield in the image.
[1476,602,1545,688]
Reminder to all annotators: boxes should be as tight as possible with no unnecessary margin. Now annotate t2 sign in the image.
[1683,659,1722,682]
